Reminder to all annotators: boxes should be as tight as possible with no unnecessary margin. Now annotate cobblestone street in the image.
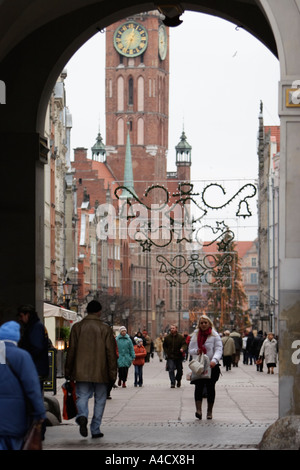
[43,356,278,451]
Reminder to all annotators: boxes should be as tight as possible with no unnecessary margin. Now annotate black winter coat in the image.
[19,313,49,377]
[250,333,264,357]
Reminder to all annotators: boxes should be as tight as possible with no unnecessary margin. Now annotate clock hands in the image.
[126,28,136,48]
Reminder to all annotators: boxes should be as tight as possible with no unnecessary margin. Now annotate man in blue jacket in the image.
[0,321,46,450]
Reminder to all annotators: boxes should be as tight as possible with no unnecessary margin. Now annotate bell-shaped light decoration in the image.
[236,200,251,218]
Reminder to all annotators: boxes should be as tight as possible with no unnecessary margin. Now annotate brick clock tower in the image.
[105,11,169,199]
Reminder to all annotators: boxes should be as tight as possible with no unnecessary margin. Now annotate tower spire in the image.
[175,129,192,167]
[120,124,137,199]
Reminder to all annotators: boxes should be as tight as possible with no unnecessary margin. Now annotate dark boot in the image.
[207,402,213,419]
[195,400,202,419]
[77,416,88,437]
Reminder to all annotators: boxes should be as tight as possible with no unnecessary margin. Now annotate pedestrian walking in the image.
[246,331,254,365]
[17,304,49,389]
[142,330,151,362]
[229,328,242,367]
[65,300,117,438]
[17,304,49,440]
[116,326,135,388]
[163,324,187,388]
[221,330,235,371]
[0,321,46,450]
[135,330,146,347]
[183,332,189,361]
[154,334,164,362]
[259,332,277,374]
[250,330,265,371]
[133,337,147,386]
[242,334,248,364]
[107,337,119,399]
[188,315,223,419]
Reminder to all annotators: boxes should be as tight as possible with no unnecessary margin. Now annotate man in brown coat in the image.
[65,300,117,438]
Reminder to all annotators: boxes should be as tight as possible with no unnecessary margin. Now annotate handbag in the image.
[22,420,43,450]
[62,380,77,420]
[189,354,205,376]
[189,354,211,378]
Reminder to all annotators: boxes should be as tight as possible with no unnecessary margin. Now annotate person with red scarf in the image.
[188,315,223,419]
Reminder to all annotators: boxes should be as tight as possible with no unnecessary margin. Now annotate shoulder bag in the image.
[22,420,43,450]
[189,353,211,378]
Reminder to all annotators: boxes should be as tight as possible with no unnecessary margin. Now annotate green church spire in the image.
[120,124,137,199]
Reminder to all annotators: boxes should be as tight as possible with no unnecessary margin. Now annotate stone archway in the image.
[0,1,299,420]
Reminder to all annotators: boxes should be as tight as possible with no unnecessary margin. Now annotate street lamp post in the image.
[63,278,73,309]
[110,301,116,329]
[122,308,129,330]
[86,291,94,303]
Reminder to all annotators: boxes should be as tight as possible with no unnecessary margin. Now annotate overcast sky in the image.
[64,10,280,241]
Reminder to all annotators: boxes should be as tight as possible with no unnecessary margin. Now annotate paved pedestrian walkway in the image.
[43,357,278,450]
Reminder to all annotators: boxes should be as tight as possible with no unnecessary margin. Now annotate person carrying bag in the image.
[188,315,223,420]
[0,321,46,450]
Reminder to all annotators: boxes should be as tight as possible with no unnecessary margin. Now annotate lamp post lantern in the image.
[110,301,116,328]
[63,278,73,309]
[86,291,94,303]
[122,308,129,330]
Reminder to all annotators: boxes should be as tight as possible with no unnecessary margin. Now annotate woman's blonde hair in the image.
[197,314,214,329]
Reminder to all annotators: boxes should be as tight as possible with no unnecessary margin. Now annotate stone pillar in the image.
[0,132,47,322]
[278,83,300,416]
[261,0,300,419]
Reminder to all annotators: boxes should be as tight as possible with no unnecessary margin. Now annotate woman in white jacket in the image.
[188,315,223,419]
[259,332,277,374]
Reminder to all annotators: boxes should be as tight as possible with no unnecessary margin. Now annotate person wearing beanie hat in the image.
[0,320,21,342]
[116,326,135,387]
[133,338,147,387]
[0,321,20,365]
[0,321,46,450]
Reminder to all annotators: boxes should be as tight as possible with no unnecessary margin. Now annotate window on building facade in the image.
[137,76,144,111]
[169,288,173,310]
[249,295,258,309]
[128,77,133,106]
[117,118,124,145]
[137,118,144,145]
[117,75,124,111]
[250,272,258,284]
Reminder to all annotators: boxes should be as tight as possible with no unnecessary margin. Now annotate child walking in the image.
[133,337,147,387]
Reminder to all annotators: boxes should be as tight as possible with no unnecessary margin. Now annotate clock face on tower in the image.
[114,21,148,57]
[158,24,167,60]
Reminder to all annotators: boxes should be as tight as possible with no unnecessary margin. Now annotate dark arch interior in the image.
[0,1,276,135]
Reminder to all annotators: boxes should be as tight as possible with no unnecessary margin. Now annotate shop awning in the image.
[43,303,77,322]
